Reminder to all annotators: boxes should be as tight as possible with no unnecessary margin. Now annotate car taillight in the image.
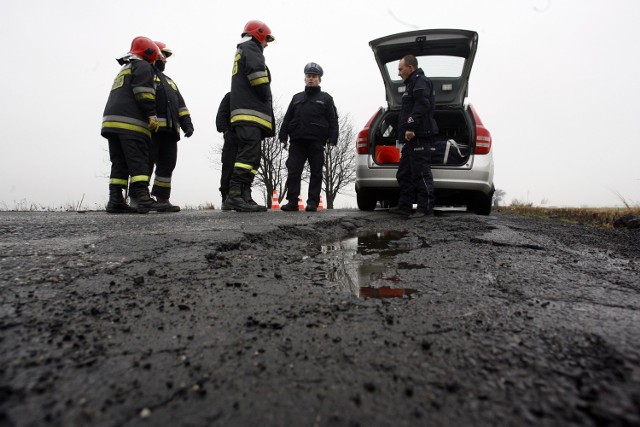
[356,128,369,154]
[356,110,380,155]
[470,104,492,155]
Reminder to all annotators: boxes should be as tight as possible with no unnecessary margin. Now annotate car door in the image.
[369,29,479,110]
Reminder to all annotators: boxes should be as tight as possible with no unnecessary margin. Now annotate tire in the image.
[472,186,494,216]
[357,190,377,211]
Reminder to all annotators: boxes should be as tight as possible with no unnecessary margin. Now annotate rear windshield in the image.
[385,55,465,81]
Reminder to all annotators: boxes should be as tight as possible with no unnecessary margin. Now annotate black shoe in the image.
[224,196,265,212]
[156,198,180,213]
[281,202,299,212]
[106,201,136,214]
[305,204,318,212]
[388,206,410,217]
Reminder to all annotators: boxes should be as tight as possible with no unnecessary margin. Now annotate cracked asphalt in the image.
[1,209,639,426]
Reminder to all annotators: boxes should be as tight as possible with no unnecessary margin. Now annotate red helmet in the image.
[129,36,159,63]
[154,41,173,59]
[242,20,275,43]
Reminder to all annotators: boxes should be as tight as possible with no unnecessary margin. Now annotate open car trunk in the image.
[371,109,474,167]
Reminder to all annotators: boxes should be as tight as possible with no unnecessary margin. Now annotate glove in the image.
[148,116,159,132]
[281,139,289,151]
[184,127,194,138]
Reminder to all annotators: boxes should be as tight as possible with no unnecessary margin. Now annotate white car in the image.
[355,29,495,215]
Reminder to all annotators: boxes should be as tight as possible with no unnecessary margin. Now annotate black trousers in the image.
[219,130,238,198]
[230,125,262,188]
[108,133,150,190]
[150,132,178,199]
[396,137,435,213]
[285,139,324,207]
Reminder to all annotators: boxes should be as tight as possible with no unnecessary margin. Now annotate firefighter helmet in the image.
[154,41,173,59]
[129,36,159,63]
[304,62,324,77]
[242,20,275,43]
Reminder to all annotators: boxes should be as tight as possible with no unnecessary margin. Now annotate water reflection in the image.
[321,231,418,299]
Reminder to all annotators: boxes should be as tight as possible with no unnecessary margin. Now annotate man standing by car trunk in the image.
[390,54,439,218]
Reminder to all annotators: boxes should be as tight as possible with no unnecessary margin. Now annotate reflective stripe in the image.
[247,70,268,81]
[154,180,171,188]
[155,176,171,183]
[231,114,272,129]
[130,175,150,183]
[234,162,253,171]
[178,107,190,117]
[136,93,155,101]
[251,169,257,175]
[103,115,148,128]
[102,121,151,138]
[249,76,269,87]
[109,178,128,186]
[231,108,271,122]
[133,86,155,95]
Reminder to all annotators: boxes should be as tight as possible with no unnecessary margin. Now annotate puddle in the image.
[320,231,419,299]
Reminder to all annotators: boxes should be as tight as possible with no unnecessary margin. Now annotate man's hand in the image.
[148,116,159,132]
[404,130,415,141]
[184,127,194,138]
[281,139,289,150]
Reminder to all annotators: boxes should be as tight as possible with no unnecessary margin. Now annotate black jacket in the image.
[230,38,274,136]
[398,67,438,140]
[216,92,231,134]
[154,69,193,141]
[279,86,339,143]
[101,59,156,140]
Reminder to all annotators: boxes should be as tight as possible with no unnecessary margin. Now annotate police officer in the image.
[149,41,194,213]
[279,62,338,211]
[390,54,439,218]
[101,36,167,214]
[224,20,275,212]
[215,92,237,210]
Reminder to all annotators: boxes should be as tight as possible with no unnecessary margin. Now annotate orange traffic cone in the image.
[298,195,305,210]
[318,194,324,210]
[271,190,280,210]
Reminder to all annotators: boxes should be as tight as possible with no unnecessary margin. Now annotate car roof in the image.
[369,29,478,109]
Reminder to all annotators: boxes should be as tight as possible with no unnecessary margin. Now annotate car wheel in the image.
[357,190,377,211]
[472,186,494,216]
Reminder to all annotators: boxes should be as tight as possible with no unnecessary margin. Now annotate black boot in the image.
[106,186,136,214]
[220,190,232,211]
[223,186,265,212]
[243,185,267,212]
[129,186,169,213]
[156,198,180,213]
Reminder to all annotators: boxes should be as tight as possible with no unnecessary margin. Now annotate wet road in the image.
[1,210,639,426]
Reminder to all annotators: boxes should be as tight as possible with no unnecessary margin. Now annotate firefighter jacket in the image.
[279,86,339,144]
[102,59,157,140]
[230,38,274,137]
[398,67,439,140]
[216,92,231,134]
[154,69,194,141]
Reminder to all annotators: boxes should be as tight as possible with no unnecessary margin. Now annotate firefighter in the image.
[101,36,168,214]
[390,54,439,218]
[279,62,339,211]
[149,41,195,213]
[215,92,237,210]
[224,20,275,212]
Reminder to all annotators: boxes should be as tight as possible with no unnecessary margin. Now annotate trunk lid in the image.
[369,29,478,109]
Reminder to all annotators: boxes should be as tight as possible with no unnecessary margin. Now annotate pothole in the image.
[320,231,419,299]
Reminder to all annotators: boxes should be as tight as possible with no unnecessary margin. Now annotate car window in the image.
[385,55,465,81]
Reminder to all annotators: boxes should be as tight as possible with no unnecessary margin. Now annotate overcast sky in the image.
[1,0,639,210]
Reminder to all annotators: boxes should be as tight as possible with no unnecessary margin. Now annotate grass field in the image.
[495,205,640,228]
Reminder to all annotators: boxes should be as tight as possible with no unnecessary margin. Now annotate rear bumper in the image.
[355,152,494,195]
